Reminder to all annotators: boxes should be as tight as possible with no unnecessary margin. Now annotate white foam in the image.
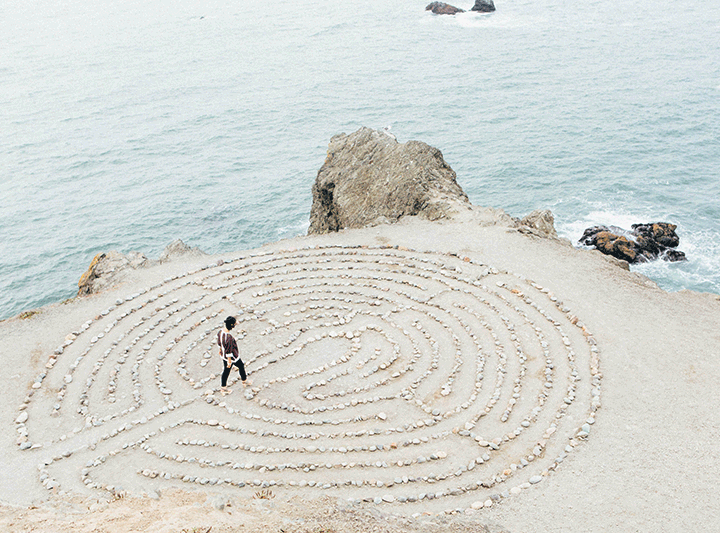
[557,209,656,244]
[276,219,309,238]
[453,11,539,29]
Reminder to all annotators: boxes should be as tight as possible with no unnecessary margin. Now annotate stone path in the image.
[15,245,601,515]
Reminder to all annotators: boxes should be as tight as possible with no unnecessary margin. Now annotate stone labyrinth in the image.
[17,245,602,515]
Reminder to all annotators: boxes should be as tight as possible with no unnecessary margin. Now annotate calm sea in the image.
[1,0,719,320]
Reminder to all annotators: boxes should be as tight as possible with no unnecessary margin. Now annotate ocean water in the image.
[1,0,719,320]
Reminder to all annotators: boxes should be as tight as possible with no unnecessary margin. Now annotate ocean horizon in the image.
[1,0,719,320]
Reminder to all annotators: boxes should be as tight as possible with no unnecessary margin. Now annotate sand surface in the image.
[2,208,719,532]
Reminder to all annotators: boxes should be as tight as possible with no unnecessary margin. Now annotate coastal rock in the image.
[159,239,207,263]
[631,223,680,248]
[77,251,149,296]
[579,223,686,263]
[308,127,470,235]
[78,239,206,296]
[426,2,465,15]
[471,0,496,12]
[518,209,558,238]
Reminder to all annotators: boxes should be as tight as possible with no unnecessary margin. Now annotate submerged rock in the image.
[426,2,465,15]
[308,127,470,235]
[579,223,686,263]
[471,0,496,12]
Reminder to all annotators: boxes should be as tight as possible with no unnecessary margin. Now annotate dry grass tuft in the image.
[253,489,275,500]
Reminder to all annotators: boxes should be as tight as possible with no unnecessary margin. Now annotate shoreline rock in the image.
[517,209,559,238]
[77,250,150,296]
[308,127,471,235]
[579,222,686,263]
[77,239,206,296]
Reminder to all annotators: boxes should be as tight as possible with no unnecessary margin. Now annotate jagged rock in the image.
[77,251,149,296]
[519,209,558,238]
[78,240,206,296]
[579,223,686,263]
[308,127,470,235]
[631,223,680,248]
[471,0,496,12]
[159,239,207,263]
[426,2,465,15]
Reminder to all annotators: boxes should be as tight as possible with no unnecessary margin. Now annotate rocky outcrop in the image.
[426,2,465,15]
[579,223,686,263]
[159,239,207,263]
[308,127,471,235]
[77,251,149,296]
[471,0,496,12]
[77,240,207,296]
[518,209,558,238]
[631,223,680,248]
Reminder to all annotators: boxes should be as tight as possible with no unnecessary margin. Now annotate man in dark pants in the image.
[218,316,249,394]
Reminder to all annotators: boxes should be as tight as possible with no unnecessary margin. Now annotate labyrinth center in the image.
[20,245,602,513]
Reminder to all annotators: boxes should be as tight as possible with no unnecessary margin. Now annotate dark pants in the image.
[221,358,246,387]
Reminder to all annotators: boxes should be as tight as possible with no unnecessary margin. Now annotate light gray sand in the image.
[2,208,719,532]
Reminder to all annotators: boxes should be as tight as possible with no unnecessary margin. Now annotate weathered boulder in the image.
[579,223,686,263]
[78,240,206,296]
[519,209,558,238]
[77,251,149,296]
[471,0,496,12]
[308,127,471,235]
[426,2,465,15]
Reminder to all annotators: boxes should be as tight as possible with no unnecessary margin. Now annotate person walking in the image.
[218,316,249,394]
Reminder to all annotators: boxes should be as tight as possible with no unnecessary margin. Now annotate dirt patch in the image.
[0,493,507,533]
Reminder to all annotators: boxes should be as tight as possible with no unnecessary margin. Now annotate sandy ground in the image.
[0,491,509,533]
[2,207,719,532]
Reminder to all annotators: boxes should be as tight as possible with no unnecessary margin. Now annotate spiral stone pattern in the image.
[17,245,601,514]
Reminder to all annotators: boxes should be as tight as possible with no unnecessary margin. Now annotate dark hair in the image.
[224,316,236,330]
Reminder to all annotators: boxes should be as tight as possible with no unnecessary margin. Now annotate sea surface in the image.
[1,0,719,320]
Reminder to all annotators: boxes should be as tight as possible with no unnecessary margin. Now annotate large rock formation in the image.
[579,222,686,263]
[426,2,465,15]
[308,127,471,235]
[471,0,496,12]
[77,240,206,296]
